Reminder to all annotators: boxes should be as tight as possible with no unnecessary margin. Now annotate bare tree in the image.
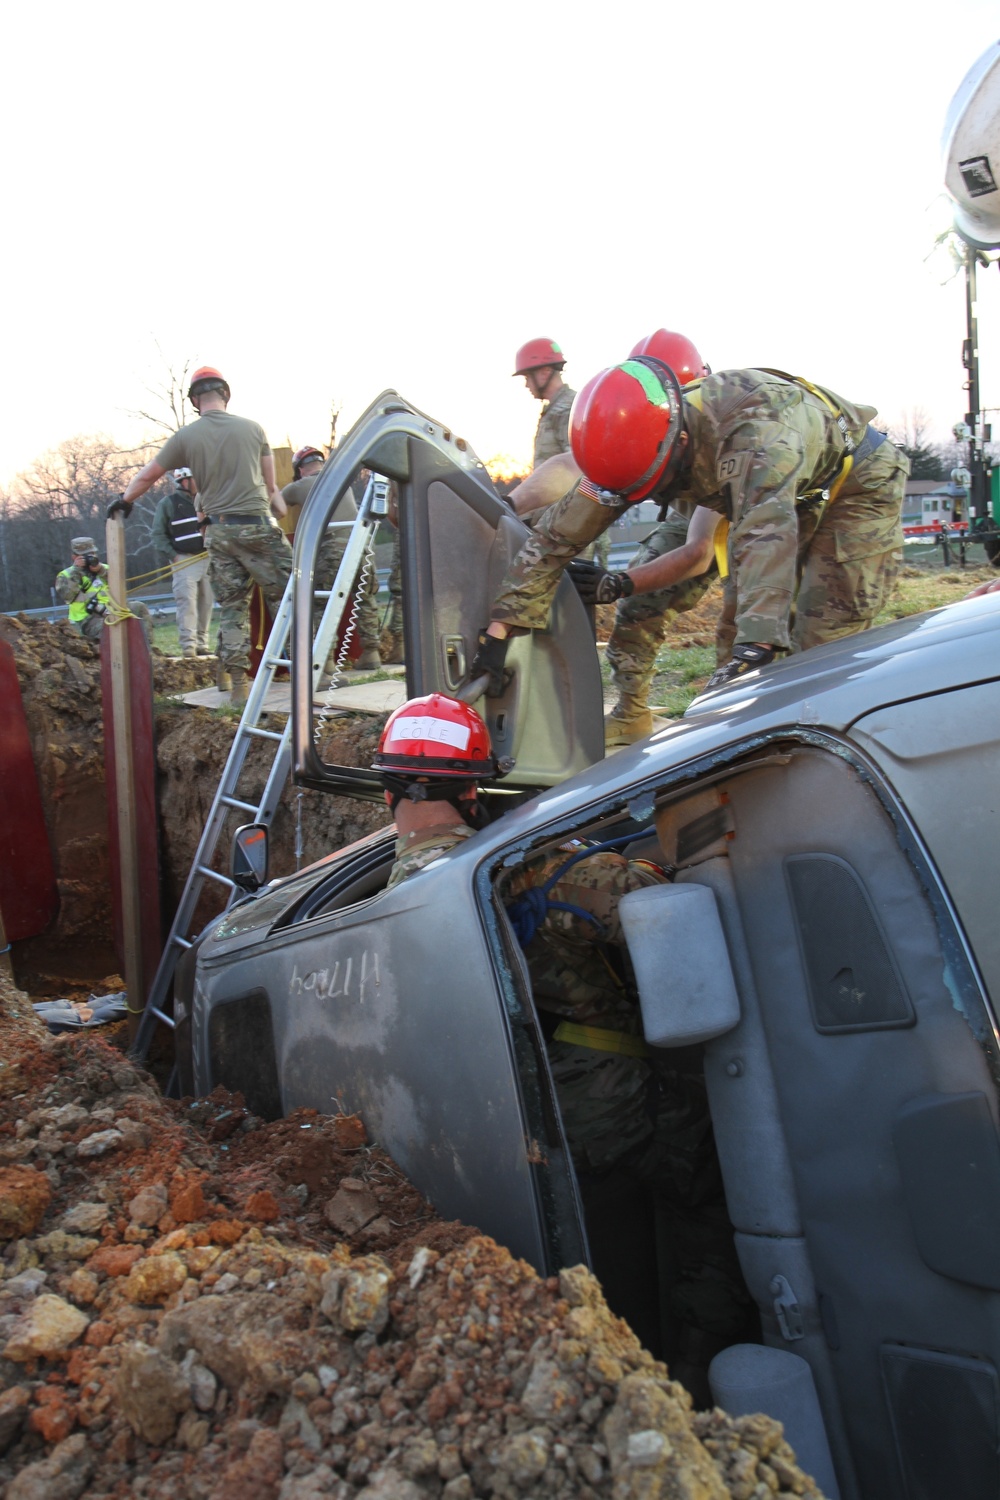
[329,398,343,452]
[2,434,167,611]
[123,341,191,439]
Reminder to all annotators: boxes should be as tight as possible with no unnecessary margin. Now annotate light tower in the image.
[941,41,1000,552]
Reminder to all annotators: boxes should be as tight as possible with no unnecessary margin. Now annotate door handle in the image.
[443,636,466,691]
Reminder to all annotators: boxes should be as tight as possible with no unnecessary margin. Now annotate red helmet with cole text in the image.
[569,358,685,503]
[292,445,324,480]
[513,338,566,376]
[629,329,709,386]
[188,366,231,408]
[372,694,498,780]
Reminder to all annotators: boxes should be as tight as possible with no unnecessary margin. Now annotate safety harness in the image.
[683,371,888,580]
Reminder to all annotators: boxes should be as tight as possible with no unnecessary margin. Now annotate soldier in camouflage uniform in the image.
[604,510,718,743]
[512,337,607,568]
[472,362,907,699]
[283,448,382,673]
[114,366,292,705]
[375,695,751,1386]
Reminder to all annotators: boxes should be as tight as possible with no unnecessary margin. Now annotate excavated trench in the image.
[0,616,828,1497]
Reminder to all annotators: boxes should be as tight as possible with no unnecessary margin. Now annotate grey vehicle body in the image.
[176,394,1000,1500]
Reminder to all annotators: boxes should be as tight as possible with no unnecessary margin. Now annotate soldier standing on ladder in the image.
[110,366,292,705]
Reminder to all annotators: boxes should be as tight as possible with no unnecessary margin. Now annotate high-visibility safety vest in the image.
[167,492,205,556]
[58,566,112,625]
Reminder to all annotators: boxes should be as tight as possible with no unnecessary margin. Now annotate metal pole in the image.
[964,244,990,525]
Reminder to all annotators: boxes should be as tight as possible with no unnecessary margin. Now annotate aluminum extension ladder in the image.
[131,475,389,1063]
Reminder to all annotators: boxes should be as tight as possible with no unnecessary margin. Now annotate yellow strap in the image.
[683,381,705,412]
[713,518,730,579]
[552,1021,650,1058]
[826,454,853,505]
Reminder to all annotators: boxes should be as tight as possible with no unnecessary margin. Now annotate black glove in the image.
[705,643,776,690]
[470,629,511,697]
[106,494,133,520]
[567,559,635,605]
[84,595,108,617]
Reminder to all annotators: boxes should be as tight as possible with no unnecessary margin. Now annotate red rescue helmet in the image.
[188,366,231,408]
[629,329,709,387]
[373,693,499,780]
[292,445,324,480]
[513,338,566,376]
[569,358,685,503]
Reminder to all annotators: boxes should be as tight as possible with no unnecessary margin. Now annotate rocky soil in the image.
[0,973,823,1499]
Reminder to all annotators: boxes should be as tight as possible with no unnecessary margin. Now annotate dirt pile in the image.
[0,1005,823,1499]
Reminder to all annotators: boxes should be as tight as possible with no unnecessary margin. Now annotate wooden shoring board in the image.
[0,641,58,942]
[100,617,161,1021]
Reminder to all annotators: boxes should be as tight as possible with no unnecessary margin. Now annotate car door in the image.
[290,391,604,799]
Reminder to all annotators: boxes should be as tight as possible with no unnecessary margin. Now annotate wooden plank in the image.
[102,520,149,1041]
[0,640,58,942]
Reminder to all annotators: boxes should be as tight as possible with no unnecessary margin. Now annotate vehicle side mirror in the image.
[231,824,269,893]
[618,883,741,1046]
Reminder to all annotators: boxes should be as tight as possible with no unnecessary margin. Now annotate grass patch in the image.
[149,618,218,657]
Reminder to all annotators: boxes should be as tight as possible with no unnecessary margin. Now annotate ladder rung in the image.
[265,656,292,669]
[196,865,236,887]
[220,794,258,813]
[245,725,283,742]
[171,934,193,951]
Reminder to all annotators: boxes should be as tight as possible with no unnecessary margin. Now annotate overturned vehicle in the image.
[173,393,1000,1500]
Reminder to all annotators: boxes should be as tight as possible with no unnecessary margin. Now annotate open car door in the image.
[292,390,604,798]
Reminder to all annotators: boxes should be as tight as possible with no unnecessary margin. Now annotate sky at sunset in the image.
[2,0,1000,487]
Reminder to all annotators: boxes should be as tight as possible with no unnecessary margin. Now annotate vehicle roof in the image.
[463,595,1000,857]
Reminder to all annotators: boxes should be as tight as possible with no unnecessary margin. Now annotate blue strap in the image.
[505,832,641,947]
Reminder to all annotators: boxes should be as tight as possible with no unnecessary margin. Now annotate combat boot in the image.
[229,669,249,707]
[183,647,198,659]
[356,648,381,671]
[216,663,232,694]
[604,709,667,750]
[383,633,404,665]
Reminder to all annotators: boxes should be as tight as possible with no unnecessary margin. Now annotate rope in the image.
[126,551,209,588]
[105,598,137,627]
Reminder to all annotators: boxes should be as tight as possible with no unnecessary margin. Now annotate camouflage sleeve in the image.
[721,420,810,651]
[532,403,572,469]
[490,484,625,631]
[54,568,84,604]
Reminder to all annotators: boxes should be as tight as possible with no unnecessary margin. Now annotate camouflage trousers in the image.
[606,513,718,721]
[569,1050,752,1344]
[207,521,293,671]
[315,531,380,662]
[719,419,907,652]
[78,614,104,644]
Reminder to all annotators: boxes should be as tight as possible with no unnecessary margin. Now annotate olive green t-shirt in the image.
[281,469,359,530]
[156,411,271,518]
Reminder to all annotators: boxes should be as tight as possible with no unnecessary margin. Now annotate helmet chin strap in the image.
[383,775,489,828]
